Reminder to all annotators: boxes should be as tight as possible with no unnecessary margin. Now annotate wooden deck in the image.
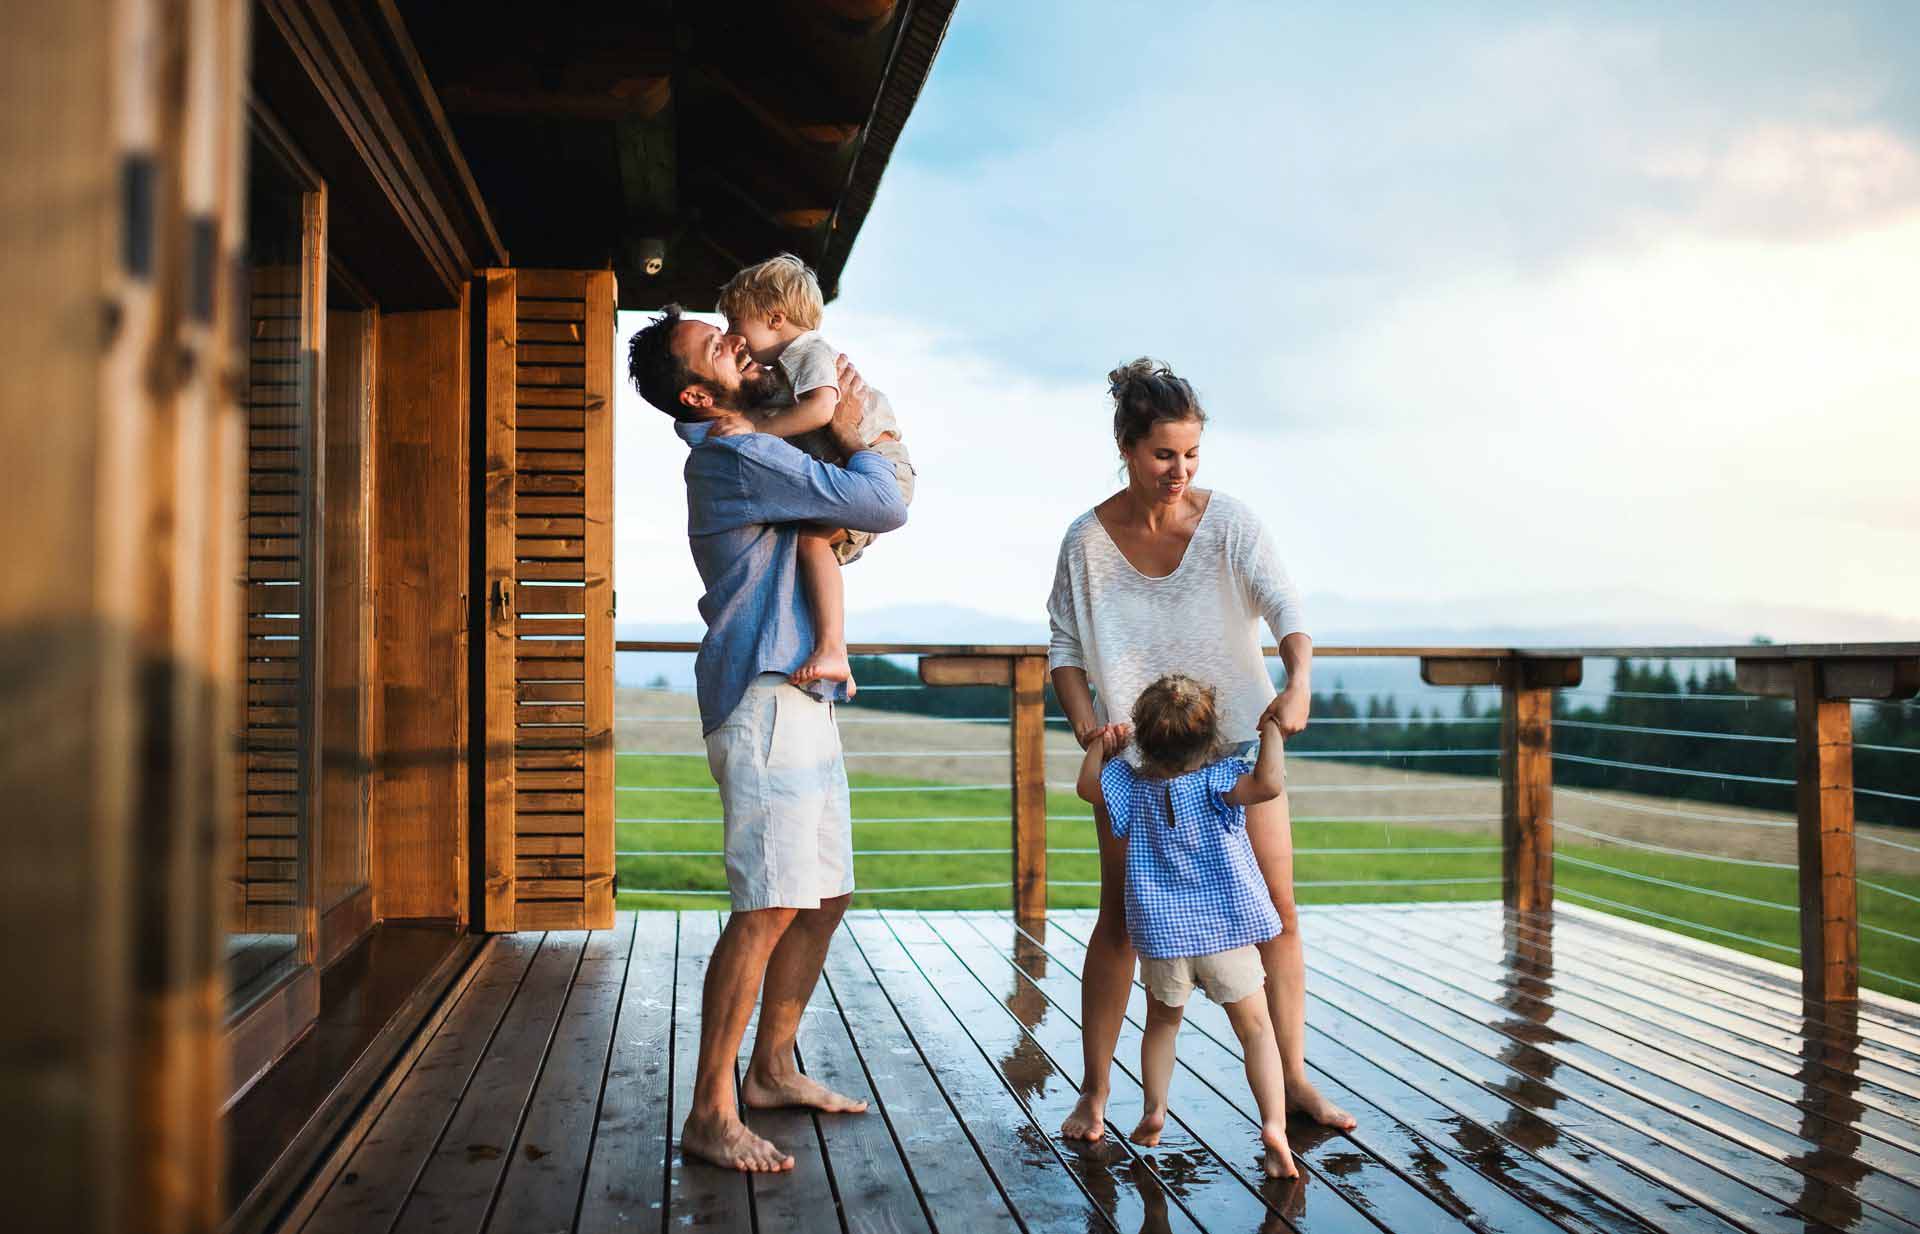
[282,904,1920,1234]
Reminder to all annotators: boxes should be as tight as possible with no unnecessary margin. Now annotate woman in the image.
[1048,358,1356,1141]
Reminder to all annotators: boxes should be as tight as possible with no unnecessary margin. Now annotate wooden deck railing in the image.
[615,640,1920,1003]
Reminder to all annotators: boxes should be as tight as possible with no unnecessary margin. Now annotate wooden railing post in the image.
[1737,652,1919,1003]
[1010,655,1050,922]
[1794,660,1857,1003]
[1421,654,1580,917]
[1502,665,1556,915]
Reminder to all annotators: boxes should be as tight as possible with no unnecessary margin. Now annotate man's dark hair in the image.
[627,304,700,419]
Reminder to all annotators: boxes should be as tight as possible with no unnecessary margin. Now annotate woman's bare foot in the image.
[1286,1077,1356,1131]
[1061,1089,1107,1141]
[681,1112,794,1173]
[1128,1109,1167,1147]
[1261,1121,1298,1179]
[791,647,854,696]
[742,1068,868,1114]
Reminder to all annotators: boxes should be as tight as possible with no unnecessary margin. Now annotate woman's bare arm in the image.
[1052,665,1100,749]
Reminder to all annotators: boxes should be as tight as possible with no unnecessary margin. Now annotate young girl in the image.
[715,253,915,694]
[1077,673,1297,1179]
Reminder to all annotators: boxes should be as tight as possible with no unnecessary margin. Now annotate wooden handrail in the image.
[616,639,1920,662]
[617,638,1919,996]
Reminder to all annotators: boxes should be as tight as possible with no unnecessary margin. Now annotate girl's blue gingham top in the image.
[1102,756,1282,960]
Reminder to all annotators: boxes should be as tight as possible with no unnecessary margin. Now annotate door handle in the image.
[491,579,513,619]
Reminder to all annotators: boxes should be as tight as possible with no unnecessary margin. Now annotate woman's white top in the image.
[1047,491,1307,765]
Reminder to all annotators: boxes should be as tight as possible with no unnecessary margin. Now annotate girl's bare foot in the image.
[1261,1120,1298,1178]
[1061,1089,1107,1141]
[1128,1109,1167,1146]
[791,647,854,696]
[742,1068,868,1114]
[1286,1077,1356,1131]
[681,1112,794,1173]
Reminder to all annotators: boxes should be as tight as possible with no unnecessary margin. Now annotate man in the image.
[627,305,907,1173]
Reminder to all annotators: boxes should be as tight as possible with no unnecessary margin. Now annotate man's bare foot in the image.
[681,1112,793,1173]
[1287,1077,1356,1131]
[1128,1109,1166,1147]
[1061,1089,1107,1141]
[742,1069,868,1114]
[791,647,854,696]
[1262,1120,1298,1178]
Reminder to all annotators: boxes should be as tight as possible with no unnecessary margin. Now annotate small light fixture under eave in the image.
[635,235,666,277]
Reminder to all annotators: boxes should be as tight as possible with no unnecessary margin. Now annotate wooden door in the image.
[477,268,616,930]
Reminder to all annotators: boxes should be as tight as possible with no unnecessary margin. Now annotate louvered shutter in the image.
[236,264,311,932]
[478,268,616,931]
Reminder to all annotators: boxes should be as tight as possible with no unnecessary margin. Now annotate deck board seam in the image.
[1307,921,1892,1234]
[378,934,552,1234]
[847,915,1117,1234]
[1386,908,1920,1142]
[991,911,1578,1234]
[562,911,642,1234]
[814,959,941,1234]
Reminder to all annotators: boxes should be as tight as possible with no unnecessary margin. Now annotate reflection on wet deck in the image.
[284,905,1920,1233]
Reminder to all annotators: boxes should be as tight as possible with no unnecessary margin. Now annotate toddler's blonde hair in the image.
[716,253,824,331]
[1131,673,1224,780]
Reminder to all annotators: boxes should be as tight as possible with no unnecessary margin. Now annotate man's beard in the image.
[717,364,792,413]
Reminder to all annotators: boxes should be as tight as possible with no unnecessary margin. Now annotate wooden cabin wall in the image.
[371,297,472,922]
[1,1,248,1230]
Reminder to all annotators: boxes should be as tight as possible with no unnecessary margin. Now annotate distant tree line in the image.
[1288,660,1919,829]
[845,655,1918,830]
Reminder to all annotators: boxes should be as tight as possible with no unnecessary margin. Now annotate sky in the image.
[615,1,1920,641]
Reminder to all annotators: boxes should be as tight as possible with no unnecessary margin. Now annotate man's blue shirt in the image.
[674,419,908,733]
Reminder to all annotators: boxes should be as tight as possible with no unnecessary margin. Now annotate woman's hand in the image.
[1260,684,1310,738]
[1080,722,1131,757]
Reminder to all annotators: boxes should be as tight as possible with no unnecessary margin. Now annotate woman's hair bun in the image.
[1109,357,1205,449]
[1107,357,1160,400]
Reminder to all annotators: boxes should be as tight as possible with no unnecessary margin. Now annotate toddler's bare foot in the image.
[1061,1089,1107,1142]
[1128,1109,1167,1147]
[1287,1077,1356,1130]
[681,1112,793,1173]
[1262,1120,1297,1179]
[791,647,854,696]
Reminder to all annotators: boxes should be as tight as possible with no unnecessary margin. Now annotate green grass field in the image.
[612,752,1920,999]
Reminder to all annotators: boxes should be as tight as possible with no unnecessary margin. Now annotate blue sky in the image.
[617,2,1920,640]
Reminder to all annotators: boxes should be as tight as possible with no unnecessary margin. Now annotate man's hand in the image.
[1259,685,1310,738]
[825,354,869,458]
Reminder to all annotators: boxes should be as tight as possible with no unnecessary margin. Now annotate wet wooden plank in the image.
[789,945,934,1234]
[1558,907,1920,1051]
[1321,915,1920,1230]
[1391,909,1920,1136]
[577,913,679,1231]
[487,919,637,1233]
[953,912,1477,1234]
[1551,908,1920,1060]
[302,935,543,1234]
[820,927,1008,1233]
[841,915,1116,1232]
[879,912,1228,1233]
[391,933,588,1234]
[1034,913,1642,1234]
[1304,934,1897,1234]
[1481,909,1920,1103]
[663,912,752,1233]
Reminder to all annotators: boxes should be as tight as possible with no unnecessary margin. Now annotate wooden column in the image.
[1010,655,1050,921]
[1794,660,1857,1004]
[920,653,1048,919]
[476,269,516,931]
[1502,670,1555,915]
[1736,653,1919,1003]
[1422,655,1579,917]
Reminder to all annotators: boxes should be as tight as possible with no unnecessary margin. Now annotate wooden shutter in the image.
[479,268,616,931]
[236,245,319,935]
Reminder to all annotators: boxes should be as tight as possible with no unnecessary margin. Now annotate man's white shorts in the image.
[704,672,854,911]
